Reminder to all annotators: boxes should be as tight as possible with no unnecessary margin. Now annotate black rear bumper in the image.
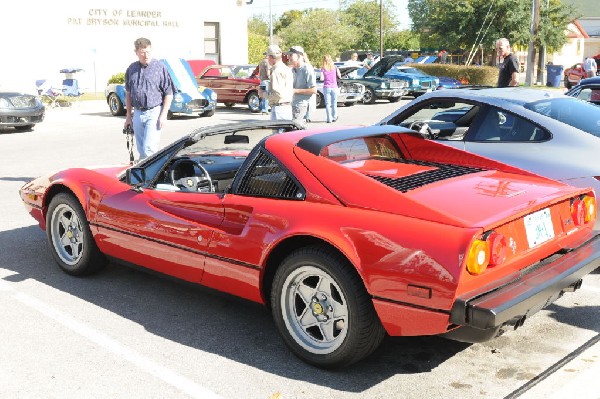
[445,233,600,342]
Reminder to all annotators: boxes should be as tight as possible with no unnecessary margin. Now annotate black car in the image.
[565,76,600,106]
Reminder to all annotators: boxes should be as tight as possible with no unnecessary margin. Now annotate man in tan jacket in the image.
[266,44,293,121]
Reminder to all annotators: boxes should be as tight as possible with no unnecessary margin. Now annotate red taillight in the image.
[487,231,507,266]
[571,197,586,225]
[571,195,596,226]
[466,230,507,275]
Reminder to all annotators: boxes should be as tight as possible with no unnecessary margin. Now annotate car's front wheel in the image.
[46,193,107,276]
[361,87,376,104]
[271,246,385,369]
[108,93,126,116]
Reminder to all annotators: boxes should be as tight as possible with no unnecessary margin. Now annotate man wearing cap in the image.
[265,44,293,122]
[288,46,316,128]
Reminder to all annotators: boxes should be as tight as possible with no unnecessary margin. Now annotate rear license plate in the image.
[524,208,554,248]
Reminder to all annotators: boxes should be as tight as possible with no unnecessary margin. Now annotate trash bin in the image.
[546,65,564,87]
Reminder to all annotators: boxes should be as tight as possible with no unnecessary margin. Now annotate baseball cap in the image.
[266,44,282,57]
[288,46,305,55]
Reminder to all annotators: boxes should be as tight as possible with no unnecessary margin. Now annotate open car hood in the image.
[364,55,406,78]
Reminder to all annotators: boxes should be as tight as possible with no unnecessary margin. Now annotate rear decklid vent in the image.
[368,160,484,193]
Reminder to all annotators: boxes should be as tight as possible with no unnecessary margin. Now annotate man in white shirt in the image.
[583,57,597,79]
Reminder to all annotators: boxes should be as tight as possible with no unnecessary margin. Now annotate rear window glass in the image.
[524,97,600,137]
[320,136,402,162]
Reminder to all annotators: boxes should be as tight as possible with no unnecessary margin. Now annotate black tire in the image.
[316,92,325,108]
[564,78,571,89]
[224,102,235,108]
[271,246,385,369]
[361,87,376,104]
[201,109,215,117]
[344,102,356,107]
[14,125,34,131]
[108,93,125,116]
[246,91,261,113]
[388,97,401,103]
[46,193,107,276]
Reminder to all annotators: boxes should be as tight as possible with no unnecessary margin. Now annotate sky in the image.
[248,0,411,30]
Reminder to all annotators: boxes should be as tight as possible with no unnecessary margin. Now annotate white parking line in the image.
[0,279,224,399]
[582,285,600,294]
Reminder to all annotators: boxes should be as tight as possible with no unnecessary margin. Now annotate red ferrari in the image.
[20,121,600,368]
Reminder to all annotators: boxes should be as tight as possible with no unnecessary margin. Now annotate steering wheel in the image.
[169,158,214,192]
[409,120,435,138]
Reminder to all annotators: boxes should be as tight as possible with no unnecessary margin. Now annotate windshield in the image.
[524,97,600,137]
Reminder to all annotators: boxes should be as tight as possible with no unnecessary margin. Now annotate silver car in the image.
[378,88,600,224]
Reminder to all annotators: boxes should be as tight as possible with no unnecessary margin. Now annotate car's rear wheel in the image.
[46,193,107,276]
[271,246,385,369]
[201,109,215,117]
[361,87,376,104]
[246,92,260,113]
[108,93,126,116]
[564,78,571,89]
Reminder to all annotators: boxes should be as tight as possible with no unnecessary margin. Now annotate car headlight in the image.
[413,79,420,85]
[0,98,10,109]
[210,91,217,101]
[380,82,387,89]
[173,93,184,103]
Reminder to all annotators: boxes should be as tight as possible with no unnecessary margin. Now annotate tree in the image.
[342,0,399,51]
[248,16,270,64]
[248,16,269,37]
[277,9,358,64]
[407,0,576,62]
[274,10,305,33]
[384,30,420,51]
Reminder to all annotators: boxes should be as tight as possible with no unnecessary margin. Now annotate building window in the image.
[204,22,220,63]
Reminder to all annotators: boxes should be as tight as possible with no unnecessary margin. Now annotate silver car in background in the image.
[378,87,600,224]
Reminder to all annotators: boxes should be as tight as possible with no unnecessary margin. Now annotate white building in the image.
[1,0,250,93]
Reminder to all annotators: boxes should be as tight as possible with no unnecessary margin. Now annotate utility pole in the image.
[379,0,384,59]
[525,0,540,86]
[269,0,273,44]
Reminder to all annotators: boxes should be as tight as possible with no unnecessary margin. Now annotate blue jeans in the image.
[323,87,338,122]
[133,106,162,160]
[260,97,269,113]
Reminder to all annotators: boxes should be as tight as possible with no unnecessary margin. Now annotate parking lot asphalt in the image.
[0,99,599,399]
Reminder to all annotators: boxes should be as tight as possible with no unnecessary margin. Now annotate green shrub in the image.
[107,73,125,85]
[413,64,498,86]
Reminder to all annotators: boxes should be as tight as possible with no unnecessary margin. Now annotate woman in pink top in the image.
[321,54,341,123]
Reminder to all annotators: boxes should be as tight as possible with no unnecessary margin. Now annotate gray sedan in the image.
[378,88,600,216]
[0,87,45,131]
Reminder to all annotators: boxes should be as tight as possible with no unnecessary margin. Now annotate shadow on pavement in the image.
[1,224,470,392]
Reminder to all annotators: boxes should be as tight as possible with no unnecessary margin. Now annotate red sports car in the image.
[19,121,600,368]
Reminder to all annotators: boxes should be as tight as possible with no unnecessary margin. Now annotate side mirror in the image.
[224,134,250,144]
[126,167,146,185]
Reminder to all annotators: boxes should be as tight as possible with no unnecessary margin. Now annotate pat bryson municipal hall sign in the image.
[67,8,180,28]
